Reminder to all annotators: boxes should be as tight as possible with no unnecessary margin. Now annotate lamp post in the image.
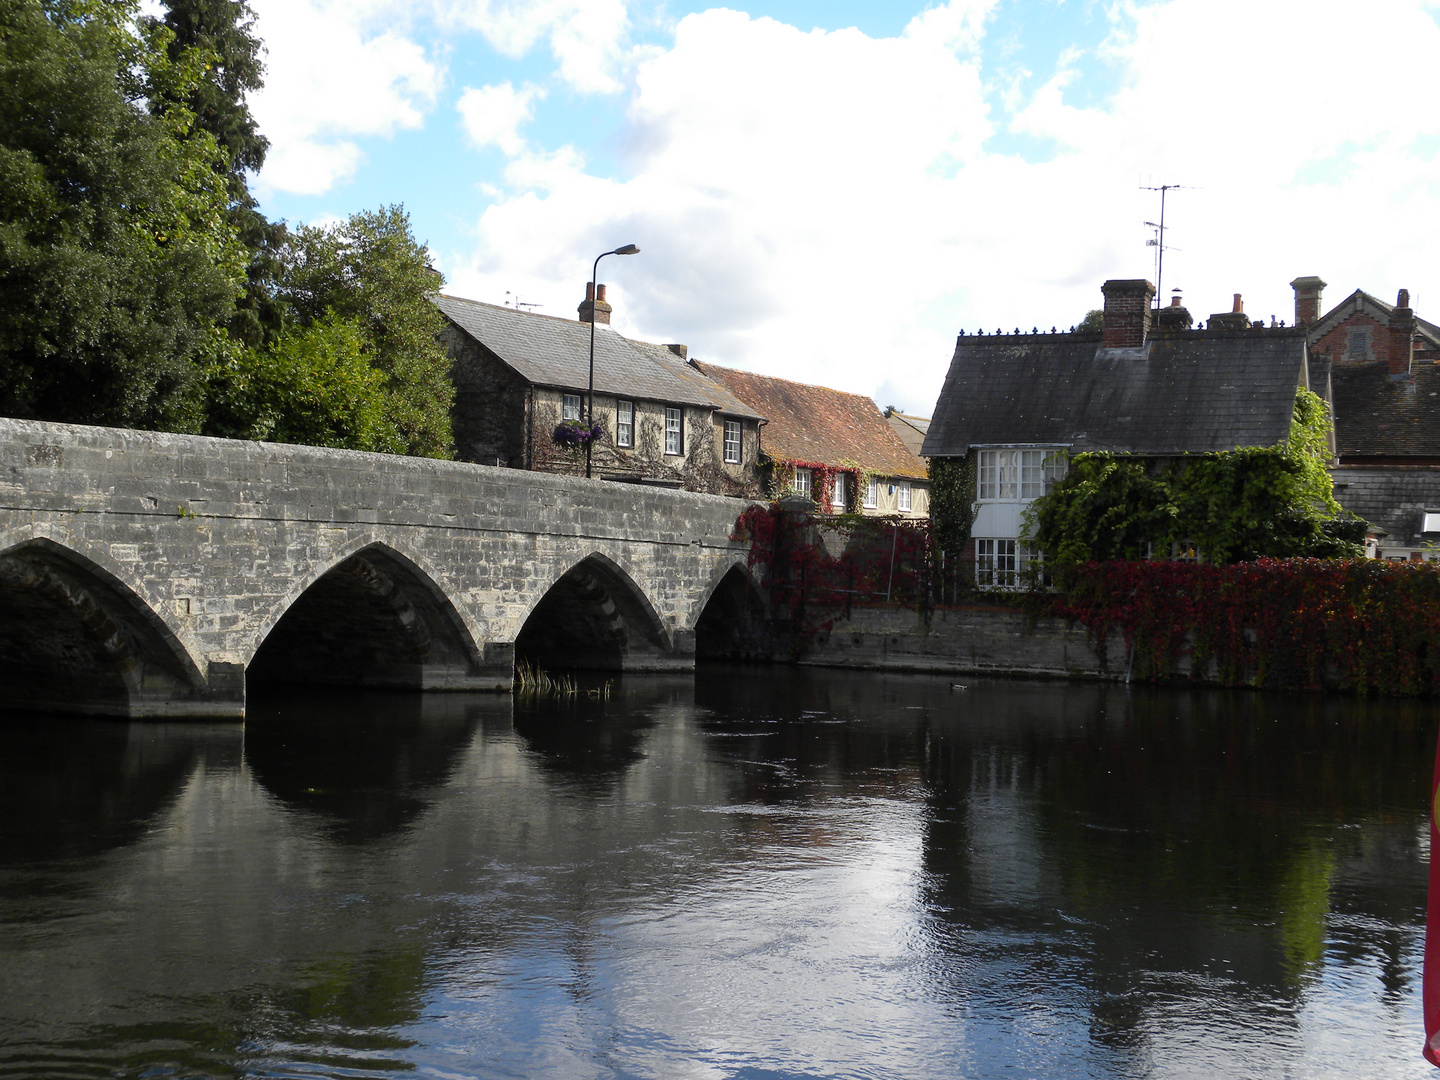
[585,244,640,479]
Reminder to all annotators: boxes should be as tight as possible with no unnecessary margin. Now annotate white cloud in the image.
[433,0,630,93]
[437,0,1440,415]
[249,0,443,196]
[458,82,546,156]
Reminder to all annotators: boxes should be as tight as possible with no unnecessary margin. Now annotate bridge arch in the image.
[0,531,206,715]
[692,559,772,661]
[515,550,679,672]
[247,540,487,690]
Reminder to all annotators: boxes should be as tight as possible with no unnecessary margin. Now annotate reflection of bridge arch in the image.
[249,542,487,690]
[0,532,206,716]
[515,551,681,671]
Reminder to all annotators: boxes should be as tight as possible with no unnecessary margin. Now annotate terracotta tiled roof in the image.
[692,362,928,479]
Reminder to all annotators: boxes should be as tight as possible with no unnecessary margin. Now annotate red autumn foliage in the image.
[1048,558,1440,695]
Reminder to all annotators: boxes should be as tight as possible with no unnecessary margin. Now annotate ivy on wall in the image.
[1025,388,1364,565]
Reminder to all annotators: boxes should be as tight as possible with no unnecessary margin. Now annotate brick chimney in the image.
[1100,279,1156,348]
[1391,287,1416,374]
[1290,275,1325,326]
[578,282,612,325]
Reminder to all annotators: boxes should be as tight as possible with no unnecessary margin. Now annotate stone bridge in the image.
[0,419,763,718]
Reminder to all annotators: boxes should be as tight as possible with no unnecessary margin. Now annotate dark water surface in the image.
[0,668,1434,1079]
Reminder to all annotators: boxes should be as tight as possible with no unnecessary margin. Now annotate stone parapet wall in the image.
[797,603,1129,680]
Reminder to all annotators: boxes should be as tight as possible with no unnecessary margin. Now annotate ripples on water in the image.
[0,668,1433,1079]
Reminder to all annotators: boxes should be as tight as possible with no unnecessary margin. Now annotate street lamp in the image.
[585,243,640,479]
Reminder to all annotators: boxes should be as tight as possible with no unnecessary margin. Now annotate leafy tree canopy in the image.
[0,0,247,430]
[205,310,397,451]
[218,206,454,458]
[1025,387,1365,565]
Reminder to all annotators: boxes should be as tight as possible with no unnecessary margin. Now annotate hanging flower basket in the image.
[553,419,604,449]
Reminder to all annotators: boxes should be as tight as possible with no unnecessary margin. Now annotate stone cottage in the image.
[434,288,763,496]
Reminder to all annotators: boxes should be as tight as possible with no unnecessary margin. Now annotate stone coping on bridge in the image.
[0,418,757,718]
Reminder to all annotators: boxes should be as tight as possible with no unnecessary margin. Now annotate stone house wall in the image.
[527,387,763,497]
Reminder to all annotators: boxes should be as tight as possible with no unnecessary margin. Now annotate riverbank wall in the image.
[790,603,1131,681]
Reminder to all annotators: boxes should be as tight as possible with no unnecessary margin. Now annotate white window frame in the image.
[831,474,847,513]
[896,480,911,513]
[977,448,1066,501]
[793,467,812,498]
[664,406,683,455]
[723,418,741,464]
[863,477,878,509]
[975,538,1041,590]
[562,394,582,422]
[616,400,634,448]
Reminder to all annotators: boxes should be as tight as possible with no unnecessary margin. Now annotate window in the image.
[896,480,911,512]
[831,475,847,513]
[616,400,634,448]
[664,406,683,455]
[793,467,812,498]
[562,394,582,421]
[723,419,741,464]
[1347,329,1369,361]
[863,477,878,509]
[975,538,1040,590]
[978,449,1066,500]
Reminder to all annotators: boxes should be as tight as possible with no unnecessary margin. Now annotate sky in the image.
[245,0,1440,416]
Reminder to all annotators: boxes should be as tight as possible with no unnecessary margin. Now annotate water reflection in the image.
[244,688,495,843]
[0,670,1432,1079]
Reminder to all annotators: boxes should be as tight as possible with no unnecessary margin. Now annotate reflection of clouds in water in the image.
[0,672,1433,1079]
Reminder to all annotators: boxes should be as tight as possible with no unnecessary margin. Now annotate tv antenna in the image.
[1140,182,1189,309]
[505,290,543,314]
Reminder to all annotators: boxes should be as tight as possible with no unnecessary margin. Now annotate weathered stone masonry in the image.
[0,419,754,718]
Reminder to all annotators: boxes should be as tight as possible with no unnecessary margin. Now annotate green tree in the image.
[206,311,397,451]
[0,0,245,430]
[145,0,287,350]
[267,206,454,458]
[1076,309,1104,332]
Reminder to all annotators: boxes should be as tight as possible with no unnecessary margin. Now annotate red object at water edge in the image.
[1425,730,1440,1066]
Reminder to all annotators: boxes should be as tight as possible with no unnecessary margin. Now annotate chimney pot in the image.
[1398,288,1411,309]
[578,280,613,325]
[1232,293,1244,314]
[1170,295,1182,307]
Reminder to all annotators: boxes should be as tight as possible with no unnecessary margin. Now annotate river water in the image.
[0,667,1434,1079]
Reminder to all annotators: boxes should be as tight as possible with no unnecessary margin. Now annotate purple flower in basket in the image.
[553,419,604,448]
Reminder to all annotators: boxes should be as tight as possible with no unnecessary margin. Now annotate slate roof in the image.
[1331,362,1440,459]
[922,328,1309,458]
[434,293,761,419]
[885,410,931,458]
[693,362,928,480]
[1333,467,1440,542]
